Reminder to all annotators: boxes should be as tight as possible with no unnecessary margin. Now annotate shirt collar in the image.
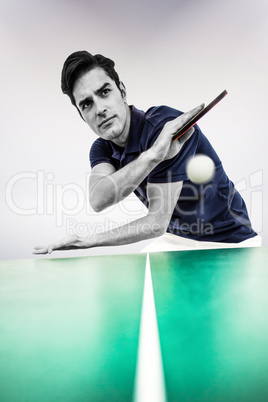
[110,105,145,160]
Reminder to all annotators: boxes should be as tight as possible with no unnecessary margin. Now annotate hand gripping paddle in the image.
[173,90,228,141]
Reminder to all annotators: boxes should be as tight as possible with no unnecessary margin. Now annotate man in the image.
[33,51,260,255]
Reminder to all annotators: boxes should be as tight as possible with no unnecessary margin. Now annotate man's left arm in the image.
[33,180,183,254]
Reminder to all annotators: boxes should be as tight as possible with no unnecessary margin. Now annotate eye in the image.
[82,100,92,110]
[101,88,111,96]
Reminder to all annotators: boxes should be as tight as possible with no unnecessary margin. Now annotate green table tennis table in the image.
[1,247,268,401]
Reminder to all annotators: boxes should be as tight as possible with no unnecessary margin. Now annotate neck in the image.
[112,105,131,148]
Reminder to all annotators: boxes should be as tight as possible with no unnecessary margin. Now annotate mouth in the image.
[99,116,116,129]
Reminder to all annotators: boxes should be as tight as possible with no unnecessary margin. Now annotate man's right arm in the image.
[89,103,204,212]
[89,148,162,212]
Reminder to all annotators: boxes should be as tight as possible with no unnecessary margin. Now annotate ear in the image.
[119,82,127,100]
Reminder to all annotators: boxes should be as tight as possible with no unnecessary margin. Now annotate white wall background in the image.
[1,0,267,260]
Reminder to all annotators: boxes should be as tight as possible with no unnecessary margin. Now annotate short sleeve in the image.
[89,138,117,169]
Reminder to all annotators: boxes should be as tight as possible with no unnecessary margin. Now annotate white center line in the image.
[133,253,166,402]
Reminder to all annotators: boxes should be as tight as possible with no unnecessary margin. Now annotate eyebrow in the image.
[78,83,111,109]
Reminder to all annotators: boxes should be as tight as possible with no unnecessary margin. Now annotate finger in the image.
[178,126,195,144]
[33,248,48,254]
[178,103,204,127]
[45,235,78,253]
[185,103,205,119]
[33,235,79,255]
[33,244,52,254]
[165,103,205,136]
[33,239,65,254]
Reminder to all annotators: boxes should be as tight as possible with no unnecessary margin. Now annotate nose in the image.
[95,98,107,116]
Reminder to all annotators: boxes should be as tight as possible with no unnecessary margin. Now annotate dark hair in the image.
[61,51,121,106]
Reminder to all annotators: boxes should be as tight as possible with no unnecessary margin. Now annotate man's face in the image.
[73,67,130,146]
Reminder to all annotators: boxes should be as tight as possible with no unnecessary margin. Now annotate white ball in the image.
[186,154,215,184]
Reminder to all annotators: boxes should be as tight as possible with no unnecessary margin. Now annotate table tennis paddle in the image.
[173,90,228,141]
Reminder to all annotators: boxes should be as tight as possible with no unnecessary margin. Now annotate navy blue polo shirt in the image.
[90,105,256,243]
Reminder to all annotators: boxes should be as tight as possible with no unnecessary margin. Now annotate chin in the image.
[107,129,122,140]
